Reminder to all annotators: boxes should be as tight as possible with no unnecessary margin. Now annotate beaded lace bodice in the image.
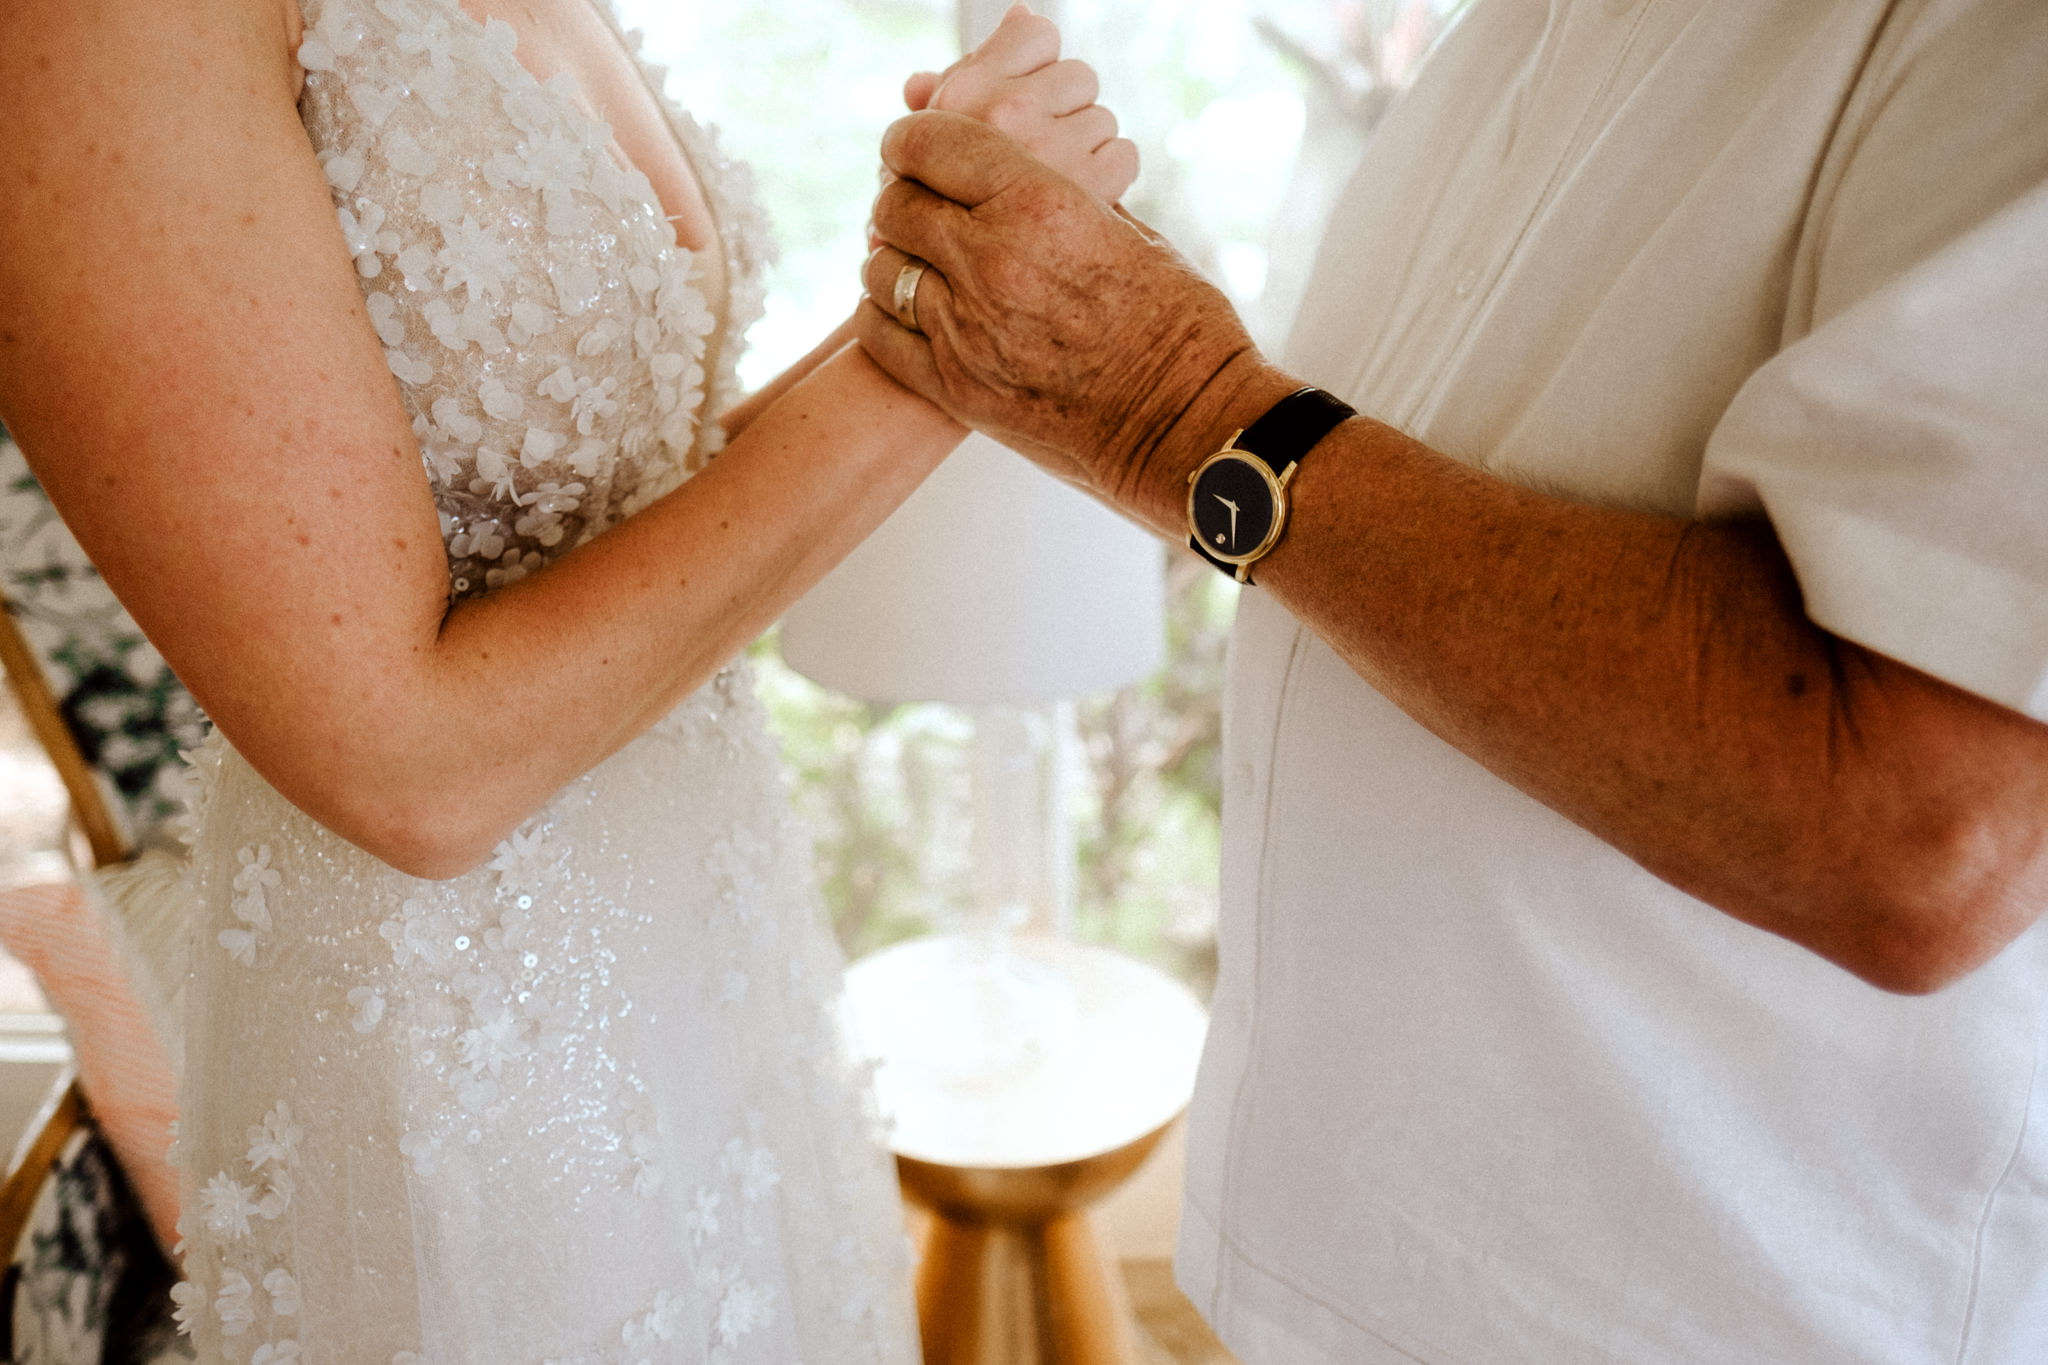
[296,0,769,597]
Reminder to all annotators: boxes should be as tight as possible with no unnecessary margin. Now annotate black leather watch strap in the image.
[1234,385,1356,474]
[1188,386,1355,579]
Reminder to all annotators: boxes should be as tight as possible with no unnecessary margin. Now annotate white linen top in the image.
[1176,1,2048,1361]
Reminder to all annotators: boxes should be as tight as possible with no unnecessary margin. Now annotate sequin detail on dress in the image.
[170,2,911,1361]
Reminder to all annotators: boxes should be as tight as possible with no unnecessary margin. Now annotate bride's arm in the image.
[0,0,960,878]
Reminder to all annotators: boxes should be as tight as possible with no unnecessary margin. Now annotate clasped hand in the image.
[862,9,1270,527]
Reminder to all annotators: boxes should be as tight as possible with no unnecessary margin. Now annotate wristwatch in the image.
[1186,385,1355,584]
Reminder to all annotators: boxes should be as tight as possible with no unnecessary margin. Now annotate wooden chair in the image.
[0,1068,86,1260]
[0,1066,190,1362]
[0,439,193,1359]
[0,438,205,871]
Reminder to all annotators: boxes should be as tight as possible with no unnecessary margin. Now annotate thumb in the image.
[903,70,941,111]
[881,110,1043,209]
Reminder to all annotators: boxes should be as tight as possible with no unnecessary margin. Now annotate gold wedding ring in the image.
[892,258,929,334]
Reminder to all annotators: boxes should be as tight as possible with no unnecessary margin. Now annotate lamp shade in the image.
[780,433,1165,705]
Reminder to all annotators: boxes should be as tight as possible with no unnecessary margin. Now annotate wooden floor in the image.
[1125,1259,1241,1365]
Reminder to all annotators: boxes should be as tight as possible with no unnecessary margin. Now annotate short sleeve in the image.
[1698,0,2048,720]
[1698,182,2048,718]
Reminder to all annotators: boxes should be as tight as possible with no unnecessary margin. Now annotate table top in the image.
[843,934,1210,1170]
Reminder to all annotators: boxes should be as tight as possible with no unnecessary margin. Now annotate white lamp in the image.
[782,432,1163,707]
[783,433,1163,1084]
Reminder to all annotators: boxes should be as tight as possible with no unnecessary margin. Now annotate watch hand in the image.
[1214,494,1240,545]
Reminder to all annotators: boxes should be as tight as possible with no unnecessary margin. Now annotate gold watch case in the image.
[1186,431,1299,584]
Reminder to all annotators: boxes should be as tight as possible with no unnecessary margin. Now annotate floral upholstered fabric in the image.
[0,438,205,854]
[169,2,915,1362]
[8,1123,193,1365]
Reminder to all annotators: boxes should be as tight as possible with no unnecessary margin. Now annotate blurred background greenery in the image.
[617,0,1464,997]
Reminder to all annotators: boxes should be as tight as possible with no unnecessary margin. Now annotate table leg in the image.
[915,1205,1141,1365]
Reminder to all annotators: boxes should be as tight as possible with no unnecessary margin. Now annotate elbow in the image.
[1839,928,1993,998]
[315,782,513,883]
[1816,813,2048,996]
[369,826,503,884]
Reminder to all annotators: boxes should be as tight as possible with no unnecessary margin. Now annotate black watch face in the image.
[1190,455,1279,561]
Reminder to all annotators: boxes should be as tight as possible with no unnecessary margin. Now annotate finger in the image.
[902,71,940,111]
[914,49,976,110]
[1037,58,1100,116]
[1087,136,1142,203]
[869,172,977,279]
[853,292,950,411]
[979,102,1113,192]
[968,7,1061,78]
[1057,103,1119,154]
[982,61,1098,134]
[860,241,953,338]
[880,110,1044,210]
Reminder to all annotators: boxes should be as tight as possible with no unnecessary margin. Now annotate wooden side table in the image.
[845,935,1209,1365]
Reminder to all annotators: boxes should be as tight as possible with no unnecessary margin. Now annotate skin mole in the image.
[1786,672,1809,698]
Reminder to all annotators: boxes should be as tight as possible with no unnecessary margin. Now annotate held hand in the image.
[902,3,1047,113]
[857,112,1269,531]
[901,5,1138,203]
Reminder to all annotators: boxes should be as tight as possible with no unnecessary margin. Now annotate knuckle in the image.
[987,95,1034,137]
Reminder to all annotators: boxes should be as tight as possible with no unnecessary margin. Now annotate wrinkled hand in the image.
[901,4,1137,204]
[858,112,1267,529]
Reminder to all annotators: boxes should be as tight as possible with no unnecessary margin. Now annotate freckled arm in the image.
[0,0,963,877]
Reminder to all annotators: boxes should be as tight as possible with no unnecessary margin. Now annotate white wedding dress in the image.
[168,2,917,1360]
